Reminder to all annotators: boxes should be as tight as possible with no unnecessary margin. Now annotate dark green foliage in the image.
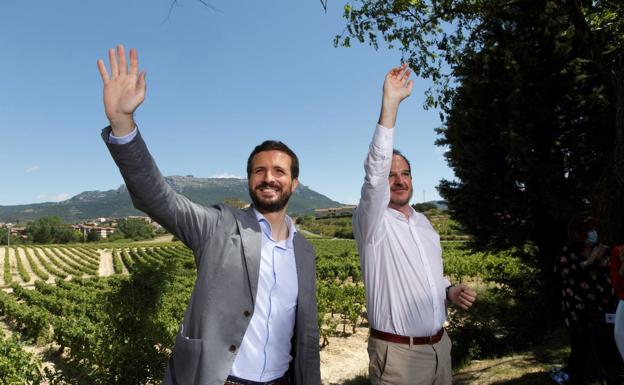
[298,217,354,239]
[443,243,554,366]
[3,246,195,385]
[0,331,42,385]
[338,0,624,274]
[26,216,80,244]
[437,2,613,274]
[86,230,101,242]
[0,228,20,245]
[116,218,154,241]
[412,202,437,212]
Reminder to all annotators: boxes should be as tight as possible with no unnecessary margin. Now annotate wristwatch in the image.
[446,284,454,301]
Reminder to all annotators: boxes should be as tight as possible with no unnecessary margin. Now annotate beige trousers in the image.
[367,331,452,385]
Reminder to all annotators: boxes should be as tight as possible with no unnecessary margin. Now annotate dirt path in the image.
[7,248,19,284]
[321,328,369,384]
[142,234,174,243]
[16,247,36,285]
[98,249,114,277]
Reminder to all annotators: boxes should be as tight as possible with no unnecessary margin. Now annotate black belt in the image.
[225,374,289,385]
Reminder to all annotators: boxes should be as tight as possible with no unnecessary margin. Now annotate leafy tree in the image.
[26,216,80,244]
[412,202,437,212]
[86,230,102,243]
[0,228,20,245]
[337,0,624,270]
[117,218,154,241]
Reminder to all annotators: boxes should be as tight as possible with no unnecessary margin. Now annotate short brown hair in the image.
[247,140,299,179]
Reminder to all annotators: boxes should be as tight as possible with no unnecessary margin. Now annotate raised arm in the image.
[97,46,220,258]
[97,45,146,136]
[353,64,413,243]
[378,63,414,129]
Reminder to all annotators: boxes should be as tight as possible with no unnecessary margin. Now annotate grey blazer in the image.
[102,127,321,385]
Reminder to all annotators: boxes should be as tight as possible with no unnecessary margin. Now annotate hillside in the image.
[0,176,342,222]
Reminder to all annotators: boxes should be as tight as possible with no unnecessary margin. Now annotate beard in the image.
[389,186,413,207]
[249,182,293,213]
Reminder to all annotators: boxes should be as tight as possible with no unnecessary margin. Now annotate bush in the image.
[0,332,42,385]
[444,244,554,368]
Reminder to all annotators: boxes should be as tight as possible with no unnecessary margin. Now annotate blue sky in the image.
[0,0,454,207]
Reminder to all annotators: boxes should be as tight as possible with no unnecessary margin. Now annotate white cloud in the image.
[35,193,70,202]
[211,173,243,179]
[25,165,40,173]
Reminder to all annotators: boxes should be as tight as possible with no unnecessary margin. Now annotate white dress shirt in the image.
[110,129,298,380]
[353,124,450,337]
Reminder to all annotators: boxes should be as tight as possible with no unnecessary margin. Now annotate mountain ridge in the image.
[0,176,343,223]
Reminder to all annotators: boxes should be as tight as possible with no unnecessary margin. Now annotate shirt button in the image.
[244,310,251,317]
[229,345,237,352]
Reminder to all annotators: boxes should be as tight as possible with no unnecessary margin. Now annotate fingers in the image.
[459,290,476,303]
[400,68,411,82]
[129,48,139,75]
[104,44,139,79]
[458,298,472,310]
[138,71,147,94]
[96,59,110,84]
[456,285,477,310]
[108,48,119,78]
[388,63,412,90]
[406,79,414,94]
[388,63,406,78]
[118,45,127,75]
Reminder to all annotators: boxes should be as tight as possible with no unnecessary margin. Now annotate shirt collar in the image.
[386,205,418,222]
[252,207,297,249]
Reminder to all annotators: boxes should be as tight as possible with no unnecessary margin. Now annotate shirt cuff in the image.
[372,123,394,152]
[108,126,138,145]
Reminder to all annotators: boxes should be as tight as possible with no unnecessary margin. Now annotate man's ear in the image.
[291,178,299,192]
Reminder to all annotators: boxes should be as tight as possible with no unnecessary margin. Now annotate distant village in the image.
[0,216,162,242]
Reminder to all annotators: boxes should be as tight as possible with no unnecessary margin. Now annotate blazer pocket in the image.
[169,330,203,385]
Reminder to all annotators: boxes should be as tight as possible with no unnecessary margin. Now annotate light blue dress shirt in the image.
[109,128,299,381]
[108,127,138,145]
[231,209,298,381]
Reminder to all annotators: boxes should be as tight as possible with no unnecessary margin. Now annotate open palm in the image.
[97,45,146,134]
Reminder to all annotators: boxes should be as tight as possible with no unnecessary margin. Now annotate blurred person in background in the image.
[610,244,624,360]
[555,215,624,384]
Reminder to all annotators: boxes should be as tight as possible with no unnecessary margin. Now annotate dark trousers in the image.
[567,321,624,385]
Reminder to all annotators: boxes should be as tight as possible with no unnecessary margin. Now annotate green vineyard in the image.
[0,240,539,384]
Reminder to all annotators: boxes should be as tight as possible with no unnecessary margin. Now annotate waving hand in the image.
[97,45,146,136]
[378,63,413,128]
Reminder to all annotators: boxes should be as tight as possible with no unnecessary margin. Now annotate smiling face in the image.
[388,154,413,211]
[248,150,298,213]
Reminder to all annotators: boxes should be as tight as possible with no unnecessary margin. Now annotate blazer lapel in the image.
[293,233,313,295]
[235,207,262,304]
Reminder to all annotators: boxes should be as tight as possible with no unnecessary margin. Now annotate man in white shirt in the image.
[353,64,477,385]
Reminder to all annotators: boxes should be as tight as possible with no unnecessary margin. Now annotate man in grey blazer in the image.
[97,45,321,385]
